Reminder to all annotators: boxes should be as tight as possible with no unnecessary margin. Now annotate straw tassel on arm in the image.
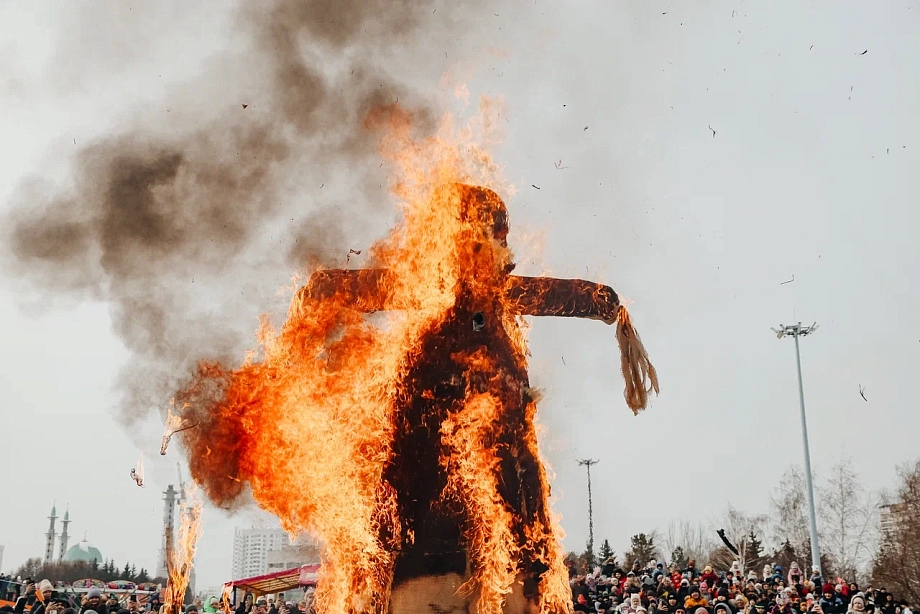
[615,305,659,414]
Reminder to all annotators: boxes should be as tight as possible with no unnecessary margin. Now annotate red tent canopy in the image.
[224,565,320,597]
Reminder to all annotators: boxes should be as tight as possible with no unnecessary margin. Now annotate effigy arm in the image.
[296,268,392,312]
[505,275,659,413]
[505,276,621,322]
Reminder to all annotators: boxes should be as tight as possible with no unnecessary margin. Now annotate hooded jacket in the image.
[820,596,845,614]
[684,595,709,610]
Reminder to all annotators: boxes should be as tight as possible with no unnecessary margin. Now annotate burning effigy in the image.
[175,109,658,613]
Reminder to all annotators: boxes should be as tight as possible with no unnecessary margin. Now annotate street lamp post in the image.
[577,458,599,563]
[772,322,822,575]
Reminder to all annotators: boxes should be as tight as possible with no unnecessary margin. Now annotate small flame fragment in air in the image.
[131,457,145,487]
[161,401,199,455]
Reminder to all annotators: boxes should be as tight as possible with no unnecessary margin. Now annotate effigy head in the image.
[454,183,509,245]
[449,183,515,277]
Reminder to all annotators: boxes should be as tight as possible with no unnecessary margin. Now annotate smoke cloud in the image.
[1,0,485,429]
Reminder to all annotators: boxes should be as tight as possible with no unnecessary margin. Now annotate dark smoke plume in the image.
[1,0,485,430]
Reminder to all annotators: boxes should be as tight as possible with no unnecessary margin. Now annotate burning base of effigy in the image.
[163,486,203,614]
[173,114,658,614]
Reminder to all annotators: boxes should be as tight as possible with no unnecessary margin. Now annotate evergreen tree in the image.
[136,568,150,583]
[582,545,596,569]
[625,533,660,567]
[599,539,615,562]
[671,546,688,571]
[122,562,132,578]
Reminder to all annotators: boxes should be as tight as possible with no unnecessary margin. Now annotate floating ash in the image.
[175,111,658,613]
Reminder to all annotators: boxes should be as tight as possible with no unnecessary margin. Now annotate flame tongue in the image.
[164,485,203,614]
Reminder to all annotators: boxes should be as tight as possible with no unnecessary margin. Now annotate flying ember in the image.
[175,107,658,613]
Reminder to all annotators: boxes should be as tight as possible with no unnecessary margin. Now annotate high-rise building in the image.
[0,544,5,573]
[880,501,909,549]
[231,528,290,579]
[265,536,320,573]
[58,508,71,562]
[45,505,58,564]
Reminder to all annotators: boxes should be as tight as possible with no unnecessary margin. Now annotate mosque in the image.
[43,505,103,564]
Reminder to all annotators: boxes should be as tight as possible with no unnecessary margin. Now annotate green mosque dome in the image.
[62,539,102,563]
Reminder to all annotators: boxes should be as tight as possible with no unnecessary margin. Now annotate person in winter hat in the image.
[772,566,785,585]
[764,565,774,582]
[78,589,104,614]
[788,563,803,586]
[820,584,845,614]
[13,579,54,614]
[699,582,713,602]
[810,567,823,587]
[574,593,592,613]
[684,587,709,611]
[847,595,867,614]
[701,566,719,588]
[677,579,692,603]
[14,580,55,614]
[618,595,638,614]
[773,591,797,614]
[712,589,735,614]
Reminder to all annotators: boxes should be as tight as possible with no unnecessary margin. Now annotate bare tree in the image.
[665,520,717,567]
[771,465,813,557]
[709,504,770,572]
[818,460,879,581]
[872,458,920,603]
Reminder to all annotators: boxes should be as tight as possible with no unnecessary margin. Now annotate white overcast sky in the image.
[1,0,918,589]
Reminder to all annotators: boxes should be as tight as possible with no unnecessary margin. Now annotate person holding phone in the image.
[45,596,72,614]
[14,580,55,614]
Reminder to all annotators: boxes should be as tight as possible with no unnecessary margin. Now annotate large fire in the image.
[176,105,657,613]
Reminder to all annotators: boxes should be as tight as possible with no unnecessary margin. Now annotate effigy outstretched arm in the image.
[505,275,659,413]
[505,276,621,322]
[296,268,392,312]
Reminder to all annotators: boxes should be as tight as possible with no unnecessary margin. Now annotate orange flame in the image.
[177,100,656,613]
[164,485,203,614]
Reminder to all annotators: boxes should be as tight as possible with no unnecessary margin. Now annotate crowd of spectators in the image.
[569,559,914,614]
[0,577,316,614]
[3,562,914,614]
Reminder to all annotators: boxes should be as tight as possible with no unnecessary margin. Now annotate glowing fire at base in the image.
[175,105,658,613]
[164,485,203,614]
